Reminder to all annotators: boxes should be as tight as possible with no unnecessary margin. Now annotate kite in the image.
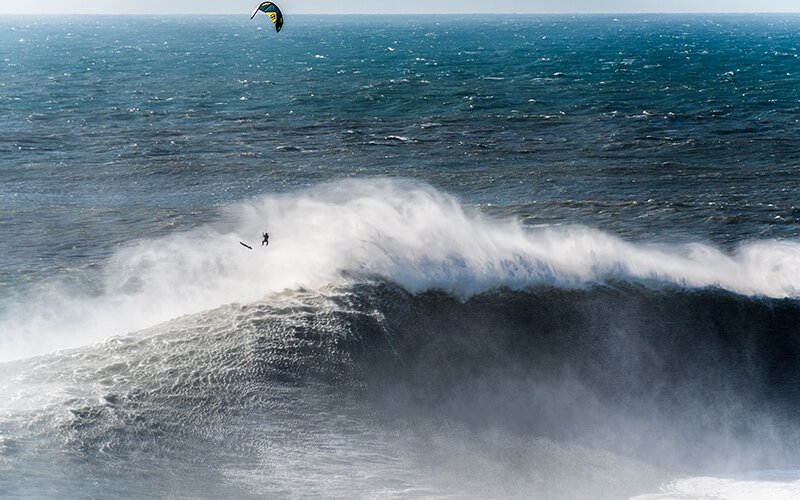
[250,2,284,33]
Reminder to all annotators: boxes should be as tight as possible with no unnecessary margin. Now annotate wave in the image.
[1,280,799,498]
[1,178,799,362]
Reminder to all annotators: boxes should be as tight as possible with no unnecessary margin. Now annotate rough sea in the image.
[2,14,800,499]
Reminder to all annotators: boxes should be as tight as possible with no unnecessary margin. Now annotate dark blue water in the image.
[1,15,800,499]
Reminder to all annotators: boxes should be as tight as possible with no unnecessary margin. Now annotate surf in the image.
[1,178,799,362]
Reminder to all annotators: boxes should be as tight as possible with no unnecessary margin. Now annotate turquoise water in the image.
[2,15,800,499]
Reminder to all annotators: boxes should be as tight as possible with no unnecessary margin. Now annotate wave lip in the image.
[268,179,800,300]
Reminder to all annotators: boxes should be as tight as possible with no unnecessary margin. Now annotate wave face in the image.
[1,281,799,498]
[1,180,800,498]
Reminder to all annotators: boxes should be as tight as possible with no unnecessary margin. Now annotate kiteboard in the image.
[240,242,253,250]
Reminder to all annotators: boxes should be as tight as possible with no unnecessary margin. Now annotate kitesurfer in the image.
[262,231,270,246]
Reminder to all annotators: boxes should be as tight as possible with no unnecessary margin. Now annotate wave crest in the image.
[1,178,799,362]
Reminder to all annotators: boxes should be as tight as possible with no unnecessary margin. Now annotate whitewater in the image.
[2,179,799,363]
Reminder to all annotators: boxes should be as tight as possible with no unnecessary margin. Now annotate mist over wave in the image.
[1,278,799,498]
[1,178,799,362]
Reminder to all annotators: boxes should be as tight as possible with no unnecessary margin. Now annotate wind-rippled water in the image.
[1,14,800,499]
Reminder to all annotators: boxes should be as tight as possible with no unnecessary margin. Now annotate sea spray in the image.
[2,179,800,362]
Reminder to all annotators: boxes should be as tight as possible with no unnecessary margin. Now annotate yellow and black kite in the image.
[250,2,284,32]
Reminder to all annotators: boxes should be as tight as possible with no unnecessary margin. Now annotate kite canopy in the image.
[250,2,284,32]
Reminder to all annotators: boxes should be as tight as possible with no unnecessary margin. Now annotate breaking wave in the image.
[1,178,799,362]
[1,179,800,498]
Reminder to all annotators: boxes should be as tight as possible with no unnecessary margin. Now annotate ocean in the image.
[1,13,800,499]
